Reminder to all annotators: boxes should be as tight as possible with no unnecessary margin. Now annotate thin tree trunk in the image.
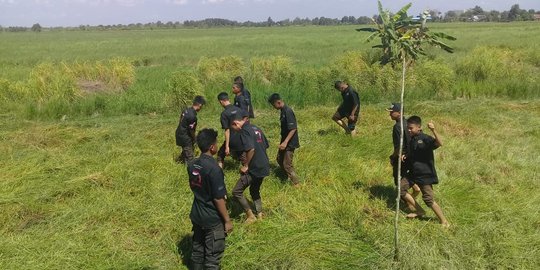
[394,57,407,262]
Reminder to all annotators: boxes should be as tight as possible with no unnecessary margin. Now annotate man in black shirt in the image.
[332,81,360,136]
[401,116,449,227]
[187,128,233,269]
[230,113,270,223]
[232,82,253,119]
[234,76,255,118]
[268,93,300,186]
[175,96,206,164]
[386,103,420,211]
[216,92,247,168]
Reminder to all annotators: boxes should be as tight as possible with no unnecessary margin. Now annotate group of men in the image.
[176,78,448,269]
[176,76,301,269]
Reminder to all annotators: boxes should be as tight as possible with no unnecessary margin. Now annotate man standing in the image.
[230,114,270,223]
[232,82,253,120]
[386,103,420,210]
[332,81,360,136]
[234,76,255,118]
[268,93,300,186]
[188,128,233,269]
[216,92,247,168]
[175,96,206,164]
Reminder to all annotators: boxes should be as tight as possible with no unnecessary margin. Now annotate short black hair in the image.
[267,93,281,104]
[334,80,344,89]
[233,82,243,90]
[407,115,422,126]
[193,95,206,106]
[234,76,244,83]
[217,92,229,101]
[196,128,218,152]
[231,109,249,121]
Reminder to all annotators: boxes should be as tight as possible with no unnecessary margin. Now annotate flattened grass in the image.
[1,99,539,269]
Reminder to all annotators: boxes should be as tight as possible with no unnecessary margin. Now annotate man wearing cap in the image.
[230,113,270,223]
[332,81,360,136]
[387,102,420,208]
[216,92,247,168]
[268,93,300,186]
[175,95,206,164]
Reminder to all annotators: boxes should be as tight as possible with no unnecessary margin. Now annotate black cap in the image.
[386,102,402,112]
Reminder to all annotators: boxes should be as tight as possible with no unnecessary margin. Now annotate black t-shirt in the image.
[188,154,228,229]
[175,107,197,147]
[242,88,255,118]
[238,123,270,178]
[338,86,360,116]
[408,132,439,185]
[392,117,409,154]
[220,104,245,151]
[234,93,254,119]
[280,105,300,149]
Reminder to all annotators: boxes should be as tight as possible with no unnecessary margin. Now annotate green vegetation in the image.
[1,99,539,269]
[0,23,539,269]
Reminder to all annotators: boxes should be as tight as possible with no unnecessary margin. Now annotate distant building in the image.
[471,15,487,22]
[534,14,540,21]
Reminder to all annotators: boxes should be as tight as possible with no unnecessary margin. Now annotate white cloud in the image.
[169,0,188,5]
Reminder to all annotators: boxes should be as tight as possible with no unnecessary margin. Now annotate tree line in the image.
[1,4,538,32]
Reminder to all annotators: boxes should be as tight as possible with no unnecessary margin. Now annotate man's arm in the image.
[213,198,233,233]
[349,92,360,120]
[279,129,297,150]
[240,148,254,174]
[224,129,230,155]
[428,121,443,147]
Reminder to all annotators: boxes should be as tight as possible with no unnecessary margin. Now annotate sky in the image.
[1,0,539,27]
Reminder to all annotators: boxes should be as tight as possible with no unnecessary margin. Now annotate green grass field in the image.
[1,23,540,269]
[1,99,539,269]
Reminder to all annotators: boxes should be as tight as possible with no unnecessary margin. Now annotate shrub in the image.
[330,51,371,89]
[27,62,79,103]
[197,55,245,85]
[167,70,203,112]
[249,56,294,85]
[413,59,455,98]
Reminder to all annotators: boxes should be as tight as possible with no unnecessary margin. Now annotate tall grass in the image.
[1,99,538,269]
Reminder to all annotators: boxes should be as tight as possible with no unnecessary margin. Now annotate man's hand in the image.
[278,143,287,150]
[240,165,249,174]
[349,114,356,122]
[225,146,230,156]
[224,220,233,234]
[428,121,435,131]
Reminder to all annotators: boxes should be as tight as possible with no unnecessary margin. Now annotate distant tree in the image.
[266,17,274,26]
[31,23,42,32]
[508,4,521,21]
[487,10,501,22]
[429,10,442,21]
[444,10,458,22]
[357,16,371,24]
[472,5,484,15]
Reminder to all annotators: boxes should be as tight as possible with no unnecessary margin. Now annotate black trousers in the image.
[191,223,226,270]
[232,173,264,214]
